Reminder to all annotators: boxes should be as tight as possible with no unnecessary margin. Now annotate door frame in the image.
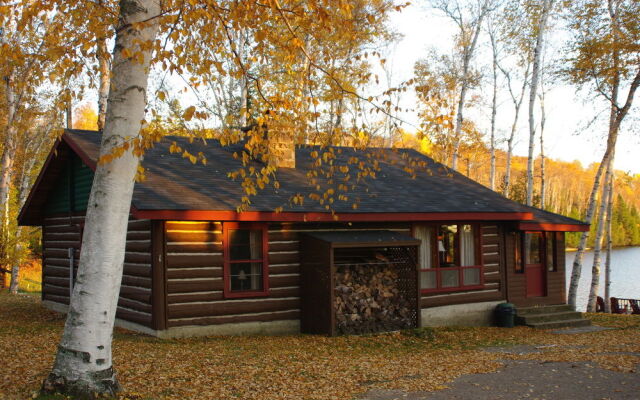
[523,231,546,298]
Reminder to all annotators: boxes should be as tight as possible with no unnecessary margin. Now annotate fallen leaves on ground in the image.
[0,292,638,399]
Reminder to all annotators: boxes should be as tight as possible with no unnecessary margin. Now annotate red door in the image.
[524,232,545,297]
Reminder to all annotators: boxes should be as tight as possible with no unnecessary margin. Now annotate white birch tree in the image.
[40,0,399,396]
[525,0,554,206]
[42,0,161,396]
[603,175,614,313]
[566,0,640,308]
[429,0,494,170]
[587,158,614,312]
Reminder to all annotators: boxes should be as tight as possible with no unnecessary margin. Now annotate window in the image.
[416,223,482,292]
[515,231,556,272]
[524,232,543,264]
[546,233,556,272]
[514,232,523,273]
[223,223,269,298]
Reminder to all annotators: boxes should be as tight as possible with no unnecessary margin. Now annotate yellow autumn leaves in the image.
[1,293,639,400]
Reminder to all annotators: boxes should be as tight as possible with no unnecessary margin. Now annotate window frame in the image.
[222,222,270,299]
[414,223,484,293]
[516,231,556,273]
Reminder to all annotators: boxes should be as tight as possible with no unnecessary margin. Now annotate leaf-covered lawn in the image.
[0,291,638,400]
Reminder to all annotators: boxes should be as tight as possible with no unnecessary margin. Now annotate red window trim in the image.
[222,222,270,299]
[413,223,485,294]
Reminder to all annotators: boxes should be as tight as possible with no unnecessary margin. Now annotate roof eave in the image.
[518,222,590,232]
[132,210,535,222]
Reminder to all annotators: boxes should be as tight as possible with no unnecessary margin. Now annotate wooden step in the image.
[526,318,592,330]
[517,304,573,315]
[517,311,583,325]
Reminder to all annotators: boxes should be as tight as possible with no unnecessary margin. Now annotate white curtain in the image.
[460,225,475,266]
[414,225,432,269]
[415,225,436,289]
[249,230,262,289]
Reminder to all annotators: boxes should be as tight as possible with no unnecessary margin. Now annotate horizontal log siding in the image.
[165,221,411,328]
[421,224,505,308]
[41,215,153,327]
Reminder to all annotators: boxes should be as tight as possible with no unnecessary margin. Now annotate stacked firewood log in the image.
[334,263,415,335]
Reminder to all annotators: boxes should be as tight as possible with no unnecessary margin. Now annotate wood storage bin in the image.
[300,231,420,336]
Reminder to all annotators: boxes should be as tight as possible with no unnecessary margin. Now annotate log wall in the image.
[420,224,506,308]
[41,215,154,328]
[164,221,413,328]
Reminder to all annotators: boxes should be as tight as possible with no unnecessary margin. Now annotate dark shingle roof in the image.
[29,130,587,228]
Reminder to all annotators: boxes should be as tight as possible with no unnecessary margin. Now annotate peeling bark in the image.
[499,61,529,198]
[526,0,554,206]
[97,34,110,131]
[587,156,614,312]
[603,175,613,313]
[488,23,498,191]
[42,0,160,397]
[568,0,640,309]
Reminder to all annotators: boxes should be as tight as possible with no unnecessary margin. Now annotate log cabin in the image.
[19,130,589,337]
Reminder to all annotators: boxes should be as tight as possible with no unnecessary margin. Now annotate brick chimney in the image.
[268,133,296,169]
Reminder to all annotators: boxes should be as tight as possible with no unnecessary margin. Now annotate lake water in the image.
[566,246,640,311]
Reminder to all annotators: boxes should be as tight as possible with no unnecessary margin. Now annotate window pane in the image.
[546,234,555,271]
[230,262,263,291]
[525,232,542,264]
[438,225,457,267]
[441,269,459,288]
[420,270,437,289]
[229,229,262,260]
[460,225,475,266]
[414,225,433,269]
[514,233,523,273]
[463,268,480,286]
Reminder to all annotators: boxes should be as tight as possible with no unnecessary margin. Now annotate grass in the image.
[0,291,638,400]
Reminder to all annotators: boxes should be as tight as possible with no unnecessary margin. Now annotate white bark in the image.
[488,24,498,191]
[43,0,160,396]
[97,33,110,131]
[603,175,613,313]
[499,61,529,197]
[568,139,614,308]
[568,1,640,308]
[539,90,547,209]
[435,0,492,170]
[526,0,554,206]
[587,156,614,312]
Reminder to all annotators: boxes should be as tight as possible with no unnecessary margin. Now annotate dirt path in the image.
[360,348,640,400]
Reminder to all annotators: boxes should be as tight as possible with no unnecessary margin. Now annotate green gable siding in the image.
[73,156,93,211]
[45,154,94,215]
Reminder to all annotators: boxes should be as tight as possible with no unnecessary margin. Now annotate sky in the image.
[384,3,640,175]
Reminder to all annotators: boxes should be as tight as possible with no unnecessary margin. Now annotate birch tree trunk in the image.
[488,25,498,191]
[587,156,614,312]
[448,0,491,171]
[526,0,554,206]
[568,132,616,308]
[539,90,547,209]
[42,0,160,397]
[8,240,20,294]
[567,1,640,308]
[0,9,17,221]
[8,136,48,294]
[97,34,110,131]
[501,64,528,198]
[603,175,614,313]
[66,94,73,129]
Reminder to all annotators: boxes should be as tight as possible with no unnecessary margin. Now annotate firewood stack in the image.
[334,263,414,335]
